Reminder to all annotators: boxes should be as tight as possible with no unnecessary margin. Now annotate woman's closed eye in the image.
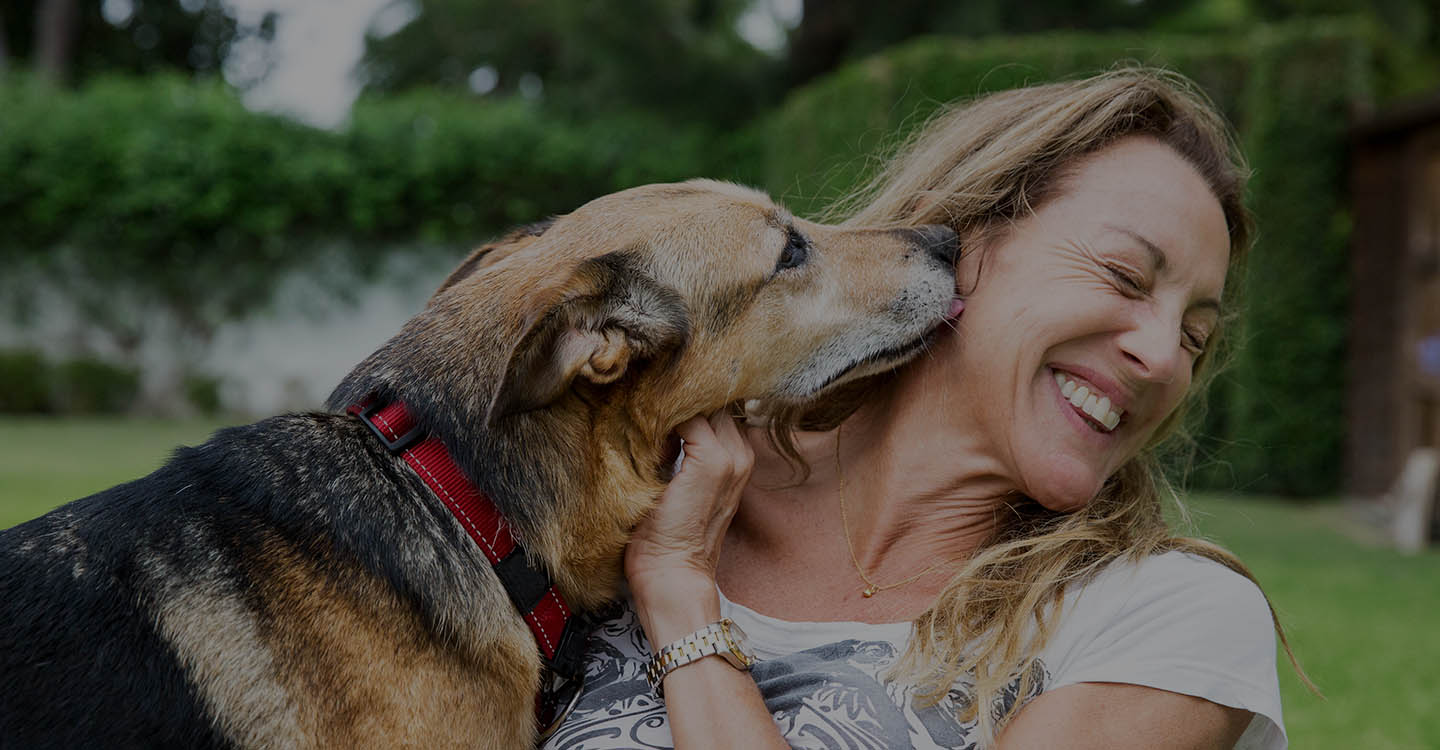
[1181,324,1210,355]
[1104,263,1148,296]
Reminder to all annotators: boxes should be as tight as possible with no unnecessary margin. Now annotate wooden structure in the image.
[1348,94,1440,509]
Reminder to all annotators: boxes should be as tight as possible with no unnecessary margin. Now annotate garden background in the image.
[3,1,1440,747]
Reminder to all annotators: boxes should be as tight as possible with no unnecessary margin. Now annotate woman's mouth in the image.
[1053,370,1123,432]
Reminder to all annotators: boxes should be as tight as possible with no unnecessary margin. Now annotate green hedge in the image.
[0,77,739,339]
[755,32,1267,218]
[0,349,140,415]
[1213,25,1364,496]
[0,350,52,413]
[0,77,737,252]
[752,20,1387,495]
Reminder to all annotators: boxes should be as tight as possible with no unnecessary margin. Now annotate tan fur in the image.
[141,539,306,748]
[253,534,538,748]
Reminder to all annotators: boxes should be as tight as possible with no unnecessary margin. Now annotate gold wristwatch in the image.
[644,618,757,698]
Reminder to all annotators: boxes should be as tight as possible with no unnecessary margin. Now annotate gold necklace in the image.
[834,431,942,598]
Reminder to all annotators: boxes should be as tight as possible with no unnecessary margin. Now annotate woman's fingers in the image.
[674,412,717,444]
[625,411,755,585]
[709,409,755,473]
[625,410,755,644]
[672,412,752,489]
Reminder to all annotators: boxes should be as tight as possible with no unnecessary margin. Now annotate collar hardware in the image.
[355,400,426,453]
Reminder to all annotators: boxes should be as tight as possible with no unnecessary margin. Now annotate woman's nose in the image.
[1117,312,1185,385]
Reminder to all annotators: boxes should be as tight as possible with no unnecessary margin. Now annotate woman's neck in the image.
[829,378,1018,571]
[736,361,1024,600]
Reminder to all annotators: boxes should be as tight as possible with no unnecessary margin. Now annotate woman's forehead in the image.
[1046,141,1230,280]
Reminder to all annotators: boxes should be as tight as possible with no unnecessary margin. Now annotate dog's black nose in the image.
[908,225,959,267]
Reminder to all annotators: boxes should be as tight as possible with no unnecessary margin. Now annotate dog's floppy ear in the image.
[487,252,688,424]
[429,219,555,304]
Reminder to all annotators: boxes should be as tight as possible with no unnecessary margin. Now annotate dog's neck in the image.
[332,386,670,613]
[492,394,673,611]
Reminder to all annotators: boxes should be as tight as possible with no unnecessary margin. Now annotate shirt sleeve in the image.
[1043,551,1287,750]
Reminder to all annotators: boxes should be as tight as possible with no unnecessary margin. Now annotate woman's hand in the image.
[624,410,754,645]
[621,411,787,749]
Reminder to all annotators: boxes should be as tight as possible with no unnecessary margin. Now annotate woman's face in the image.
[946,136,1231,511]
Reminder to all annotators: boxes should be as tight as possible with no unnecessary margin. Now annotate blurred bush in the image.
[0,349,53,413]
[0,77,738,347]
[182,372,224,416]
[0,348,139,414]
[51,358,141,414]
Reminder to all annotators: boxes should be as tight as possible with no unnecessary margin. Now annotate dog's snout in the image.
[903,225,959,268]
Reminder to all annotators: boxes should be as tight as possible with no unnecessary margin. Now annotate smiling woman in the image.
[943,136,1231,512]
[543,68,1304,750]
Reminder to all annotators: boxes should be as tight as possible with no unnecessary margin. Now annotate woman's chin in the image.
[1024,462,1105,513]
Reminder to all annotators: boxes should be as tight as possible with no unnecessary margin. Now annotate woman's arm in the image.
[624,412,790,749]
[999,682,1253,750]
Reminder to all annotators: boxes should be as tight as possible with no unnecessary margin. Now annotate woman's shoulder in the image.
[1041,549,1286,750]
[1051,548,1274,663]
[1075,548,1268,610]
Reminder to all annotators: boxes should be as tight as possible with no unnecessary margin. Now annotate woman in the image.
[543,69,1298,750]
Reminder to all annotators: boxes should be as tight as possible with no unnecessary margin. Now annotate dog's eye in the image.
[776,229,810,272]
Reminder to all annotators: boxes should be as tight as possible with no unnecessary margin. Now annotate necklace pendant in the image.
[862,586,876,598]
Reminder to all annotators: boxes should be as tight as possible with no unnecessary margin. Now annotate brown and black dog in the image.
[0,180,958,748]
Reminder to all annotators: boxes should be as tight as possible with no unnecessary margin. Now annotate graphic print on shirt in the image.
[543,602,1049,750]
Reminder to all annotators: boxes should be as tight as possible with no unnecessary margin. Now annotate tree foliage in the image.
[359,0,779,124]
[0,75,728,350]
[0,0,249,82]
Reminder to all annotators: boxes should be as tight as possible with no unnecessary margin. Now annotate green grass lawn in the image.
[1,417,1436,748]
[0,416,238,528]
[1176,495,1440,750]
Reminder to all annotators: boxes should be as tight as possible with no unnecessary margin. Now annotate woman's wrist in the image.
[629,567,723,650]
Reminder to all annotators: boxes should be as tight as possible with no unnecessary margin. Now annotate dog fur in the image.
[0,180,957,748]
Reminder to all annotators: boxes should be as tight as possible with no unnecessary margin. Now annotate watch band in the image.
[644,618,756,697]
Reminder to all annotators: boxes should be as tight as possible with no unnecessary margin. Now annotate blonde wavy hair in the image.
[767,67,1314,742]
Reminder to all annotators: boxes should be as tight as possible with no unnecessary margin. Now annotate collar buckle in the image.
[353,400,426,453]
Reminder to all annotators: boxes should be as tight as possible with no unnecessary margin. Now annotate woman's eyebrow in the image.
[1102,223,1167,272]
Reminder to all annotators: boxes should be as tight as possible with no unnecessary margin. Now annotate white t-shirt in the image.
[542,551,1286,750]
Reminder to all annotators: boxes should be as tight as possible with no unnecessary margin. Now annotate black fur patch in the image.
[0,414,496,748]
[1,489,231,748]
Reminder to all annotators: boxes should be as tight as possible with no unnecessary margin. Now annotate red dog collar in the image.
[348,399,587,735]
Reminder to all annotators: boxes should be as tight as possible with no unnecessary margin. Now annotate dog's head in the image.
[329,180,957,605]
[419,179,958,433]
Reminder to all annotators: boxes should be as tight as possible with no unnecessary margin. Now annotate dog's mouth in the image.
[804,327,937,397]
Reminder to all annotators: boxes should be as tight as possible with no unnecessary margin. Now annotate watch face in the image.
[721,620,756,667]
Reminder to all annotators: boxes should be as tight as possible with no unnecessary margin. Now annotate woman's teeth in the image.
[1054,371,1123,431]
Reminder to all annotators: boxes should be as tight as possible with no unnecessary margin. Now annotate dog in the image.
[0,179,959,748]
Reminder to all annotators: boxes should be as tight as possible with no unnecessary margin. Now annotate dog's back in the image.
[0,414,528,748]
[3,473,232,748]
